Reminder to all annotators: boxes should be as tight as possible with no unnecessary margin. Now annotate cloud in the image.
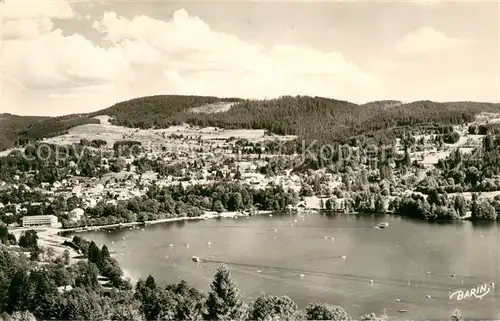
[395,27,472,54]
[4,30,131,90]
[1,0,74,40]
[91,9,378,99]
[1,0,74,20]
[3,18,53,39]
[3,6,380,115]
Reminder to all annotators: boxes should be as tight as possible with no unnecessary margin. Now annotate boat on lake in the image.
[377,222,389,229]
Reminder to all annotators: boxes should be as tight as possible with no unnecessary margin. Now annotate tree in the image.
[110,301,144,321]
[213,200,226,214]
[60,287,111,320]
[6,271,31,313]
[3,311,37,321]
[167,280,206,321]
[87,241,102,268]
[101,245,110,260]
[228,193,244,211]
[204,264,245,320]
[453,195,467,217]
[325,198,333,211]
[110,158,127,173]
[62,250,71,265]
[18,230,38,251]
[250,295,302,321]
[0,225,8,244]
[360,312,387,321]
[28,269,59,318]
[75,263,100,289]
[234,167,242,180]
[299,184,314,197]
[451,308,464,321]
[472,200,497,220]
[305,303,351,321]
[145,275,156,290]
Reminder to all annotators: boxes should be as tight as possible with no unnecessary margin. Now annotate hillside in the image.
[94,95,500,146]
[91,95,243,128]
[0,114,48,151]
[2,95,500,152]
[0,114,99,151]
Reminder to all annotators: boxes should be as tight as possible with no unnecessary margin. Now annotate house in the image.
[22,215,59,228]
[69,208,84,222]
[72,185,82,197]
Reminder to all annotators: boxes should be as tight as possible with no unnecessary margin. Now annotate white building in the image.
[22,215,59,228]
[69,208,84,222]
[72,185,82,197]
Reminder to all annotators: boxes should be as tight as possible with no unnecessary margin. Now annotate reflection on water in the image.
[73,214,500,320]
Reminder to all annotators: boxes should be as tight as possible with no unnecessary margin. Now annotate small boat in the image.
[207,241,212,246]
[341,256,347,260]
[192,256,200,263]
[377,222,389,229]
[299,274,305,278]
[398,309,407,313]
[168,244,174,247]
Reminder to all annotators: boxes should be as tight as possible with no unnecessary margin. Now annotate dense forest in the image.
[0,114,47,151]
[3,95,500,153]
[0,232,464,321]
[95,95,500,147]
[0,113,98,152]
[92,95,243,128]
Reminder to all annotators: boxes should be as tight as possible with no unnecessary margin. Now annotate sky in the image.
[1,0,499,116]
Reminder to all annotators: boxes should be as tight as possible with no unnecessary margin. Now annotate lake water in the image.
[74,214,500,320]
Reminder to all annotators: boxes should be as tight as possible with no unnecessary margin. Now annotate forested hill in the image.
[0,114,99,151]
[94,95,500,145]
[2,95,500,151]
[91,95,243,128]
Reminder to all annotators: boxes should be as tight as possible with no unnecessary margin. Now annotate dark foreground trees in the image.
[0,243,473,321]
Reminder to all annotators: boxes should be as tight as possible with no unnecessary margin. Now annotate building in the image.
[69,208,84,222]
[22,215,59,228]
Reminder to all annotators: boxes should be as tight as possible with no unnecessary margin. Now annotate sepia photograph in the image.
[0,0,499,320]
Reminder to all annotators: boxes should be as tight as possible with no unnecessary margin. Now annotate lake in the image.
[73,214,500,320]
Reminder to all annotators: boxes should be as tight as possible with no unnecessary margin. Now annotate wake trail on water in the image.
[200,259,491,294]
[189,225,377,229]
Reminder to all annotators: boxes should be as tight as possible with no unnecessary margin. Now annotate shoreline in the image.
[59,210,276,234]
[9,210,276,258]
